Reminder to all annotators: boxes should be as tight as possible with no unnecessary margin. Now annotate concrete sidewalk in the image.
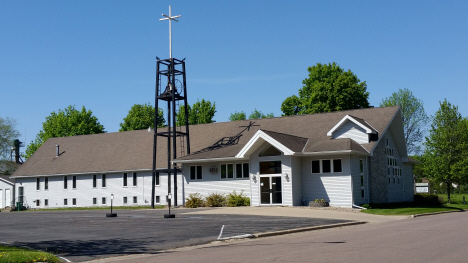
[180,206,409,223]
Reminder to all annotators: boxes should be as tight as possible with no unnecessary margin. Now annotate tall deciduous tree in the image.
[0,117,20,159]
[176,99,216,126]
[229,111,246,121]
[25,106,105,158]
[281,62,370,115]
[381,88,429,155]
[248,109,274,119]
[119,103,165,131]
[423,100,468,203]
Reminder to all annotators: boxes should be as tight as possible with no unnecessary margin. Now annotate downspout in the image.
[349,154,354,208]
[367,156,370,204]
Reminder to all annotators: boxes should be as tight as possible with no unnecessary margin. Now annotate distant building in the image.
[10,106,415,208]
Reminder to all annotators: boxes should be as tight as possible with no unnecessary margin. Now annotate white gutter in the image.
[11,168,154,179]
[174,156,246,164]
[294,150,370,156]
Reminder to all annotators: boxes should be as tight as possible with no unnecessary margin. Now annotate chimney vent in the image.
[56,145,60,157]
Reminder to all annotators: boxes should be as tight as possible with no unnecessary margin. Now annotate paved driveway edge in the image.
[252,221,367,238]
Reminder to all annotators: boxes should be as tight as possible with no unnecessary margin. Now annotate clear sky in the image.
[1,1,467,153]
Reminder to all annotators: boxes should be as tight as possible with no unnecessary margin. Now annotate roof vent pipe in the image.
[56,145,60,157]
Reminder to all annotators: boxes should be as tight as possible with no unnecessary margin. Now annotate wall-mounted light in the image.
[283,173,290,182]
[251,174,256,181]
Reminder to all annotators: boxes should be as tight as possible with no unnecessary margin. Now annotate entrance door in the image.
[5,189,11,208]
[260,176,282,205]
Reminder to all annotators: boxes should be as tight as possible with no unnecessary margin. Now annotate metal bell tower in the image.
[151,6,191,216]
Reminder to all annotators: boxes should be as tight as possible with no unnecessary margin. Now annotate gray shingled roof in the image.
[12,106,399,177]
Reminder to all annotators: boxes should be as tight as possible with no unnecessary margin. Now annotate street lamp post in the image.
[106,194,117,217]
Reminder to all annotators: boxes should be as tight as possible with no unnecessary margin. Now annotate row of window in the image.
[311,159,342,174]
[35,196,162,207]
[190,164,250,180]
[36,172,162,191]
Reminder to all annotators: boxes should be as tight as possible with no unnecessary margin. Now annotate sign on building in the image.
[415,183,429,193]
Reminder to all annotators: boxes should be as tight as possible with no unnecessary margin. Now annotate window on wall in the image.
[36,200,40,206]
[123,173,128,187]
[72,198,76,206]
[235,163,250,178]
[386,140,401,185]
[72,176,77,189]
[36,178,40,190]
[102,174,106,188]
[156,196,160,204]
[311,159,342,174]
[221,164,234,179]
[190,166,202,180]
[93,198,97,205]
[259,145,282,157]
[133,196,137,204]
[102,197,106,205]
[93,174,97,188]
[64,176,68,189]
[45,177,48,190]
[260,161,282,174]
[360,159,365,198]
[156,172,160,186]
[123,197,127,204]
[64,199,68,206]
[45,199,48,206]
[133,172,137,186]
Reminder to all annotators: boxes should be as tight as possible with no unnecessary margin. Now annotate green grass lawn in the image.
[0,245,61,263]
[361,193,468,216]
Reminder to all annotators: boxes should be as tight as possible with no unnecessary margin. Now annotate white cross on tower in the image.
[160,5,181,59]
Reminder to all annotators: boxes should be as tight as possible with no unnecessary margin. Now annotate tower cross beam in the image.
[160,5,181,59]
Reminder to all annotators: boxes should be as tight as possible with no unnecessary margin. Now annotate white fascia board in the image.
[236,130,295,158]
[10,168,153,179]
[0,177,14,185]
[295,150,370,156]
[327,115,374,137]
[173,157,245,164]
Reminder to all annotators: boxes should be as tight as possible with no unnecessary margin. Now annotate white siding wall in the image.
[350,156,368,205]
[0,179,14,208]
[181,162,251,206]
[386,132,405,203]
[249,142,292,206]
[14,171,176,209]
[332,121,369,144]
[291,156,303,206]
[301,155,352,207]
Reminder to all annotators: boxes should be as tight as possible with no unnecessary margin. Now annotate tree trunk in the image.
[447,182,451,204]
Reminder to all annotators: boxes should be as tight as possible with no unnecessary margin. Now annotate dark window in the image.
[259,161,282,174]
[312,160,320,173]
[93,174,97,188]
[236,163,243,178]
[45,177,48,190]
[361,189,365,198]
[322,160,331,173]
[156,172,160,186]
[227,164,233,178]
[64,176,68,189]
[36,200,40,206]
[102,197,106,205]
[197,166,202,180]
[36,178,40,190]
[243,163,249,178]
[133,196,137,204]
[221,164,226,179]
[72,198,76,206]
[333,159,342,173]
[72,176,77,189]
[93,198,97,205]
[360,160,364,173]
[123,173,127,186]
[123,197,127,204]
[45,199,48,206]
[64,199,68,206]
[361,175,364,187]
[156,196,160,203]
[102,174,106,187]
[190,166,196,180]
[133,172,137,186]
[259,145,282,157]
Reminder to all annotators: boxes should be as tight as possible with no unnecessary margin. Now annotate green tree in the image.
[229,111,246,121]
[423,100,468,203]
[25,106,105,158]
[0,117,20,160]
[248,109,274,119]
[176,99,216,126]
[381,88,428,155]
[119,103,165,131]
[281,62,370,116]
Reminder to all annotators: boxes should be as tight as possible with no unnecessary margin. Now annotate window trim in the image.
[190,165,203,180]
[259,160,282,175]
[92,174,97,188]
[72,176,77,189]
[311,159,343,174]
[93,197,97,205]
[72,198,77,206]
[123,196,128,205]
[155,172,160,186]
[36,177,40,191]
[44,177,49,190]
[102,197,106,205]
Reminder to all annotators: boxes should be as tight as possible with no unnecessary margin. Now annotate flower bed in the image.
[309,199,330,207]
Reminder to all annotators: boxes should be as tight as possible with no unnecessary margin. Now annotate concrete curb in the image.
[411,209,464,218]
[252,221,367,238]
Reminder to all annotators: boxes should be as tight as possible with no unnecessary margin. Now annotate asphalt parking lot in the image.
[0,208,352,262]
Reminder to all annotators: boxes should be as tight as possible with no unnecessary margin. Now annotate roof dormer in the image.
[327,115,378,144]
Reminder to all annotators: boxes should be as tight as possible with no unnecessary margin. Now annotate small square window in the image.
[64,199,68,206]
[322,160,331,173]
[72,198,77,206]
[333,159,342,173]
[312,160,320,173]
[133,196,137,204]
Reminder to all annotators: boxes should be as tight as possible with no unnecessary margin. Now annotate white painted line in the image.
[217,225,225,240]
[218,234,254,240]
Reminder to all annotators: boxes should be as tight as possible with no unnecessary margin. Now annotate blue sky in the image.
[1,1,467,152]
